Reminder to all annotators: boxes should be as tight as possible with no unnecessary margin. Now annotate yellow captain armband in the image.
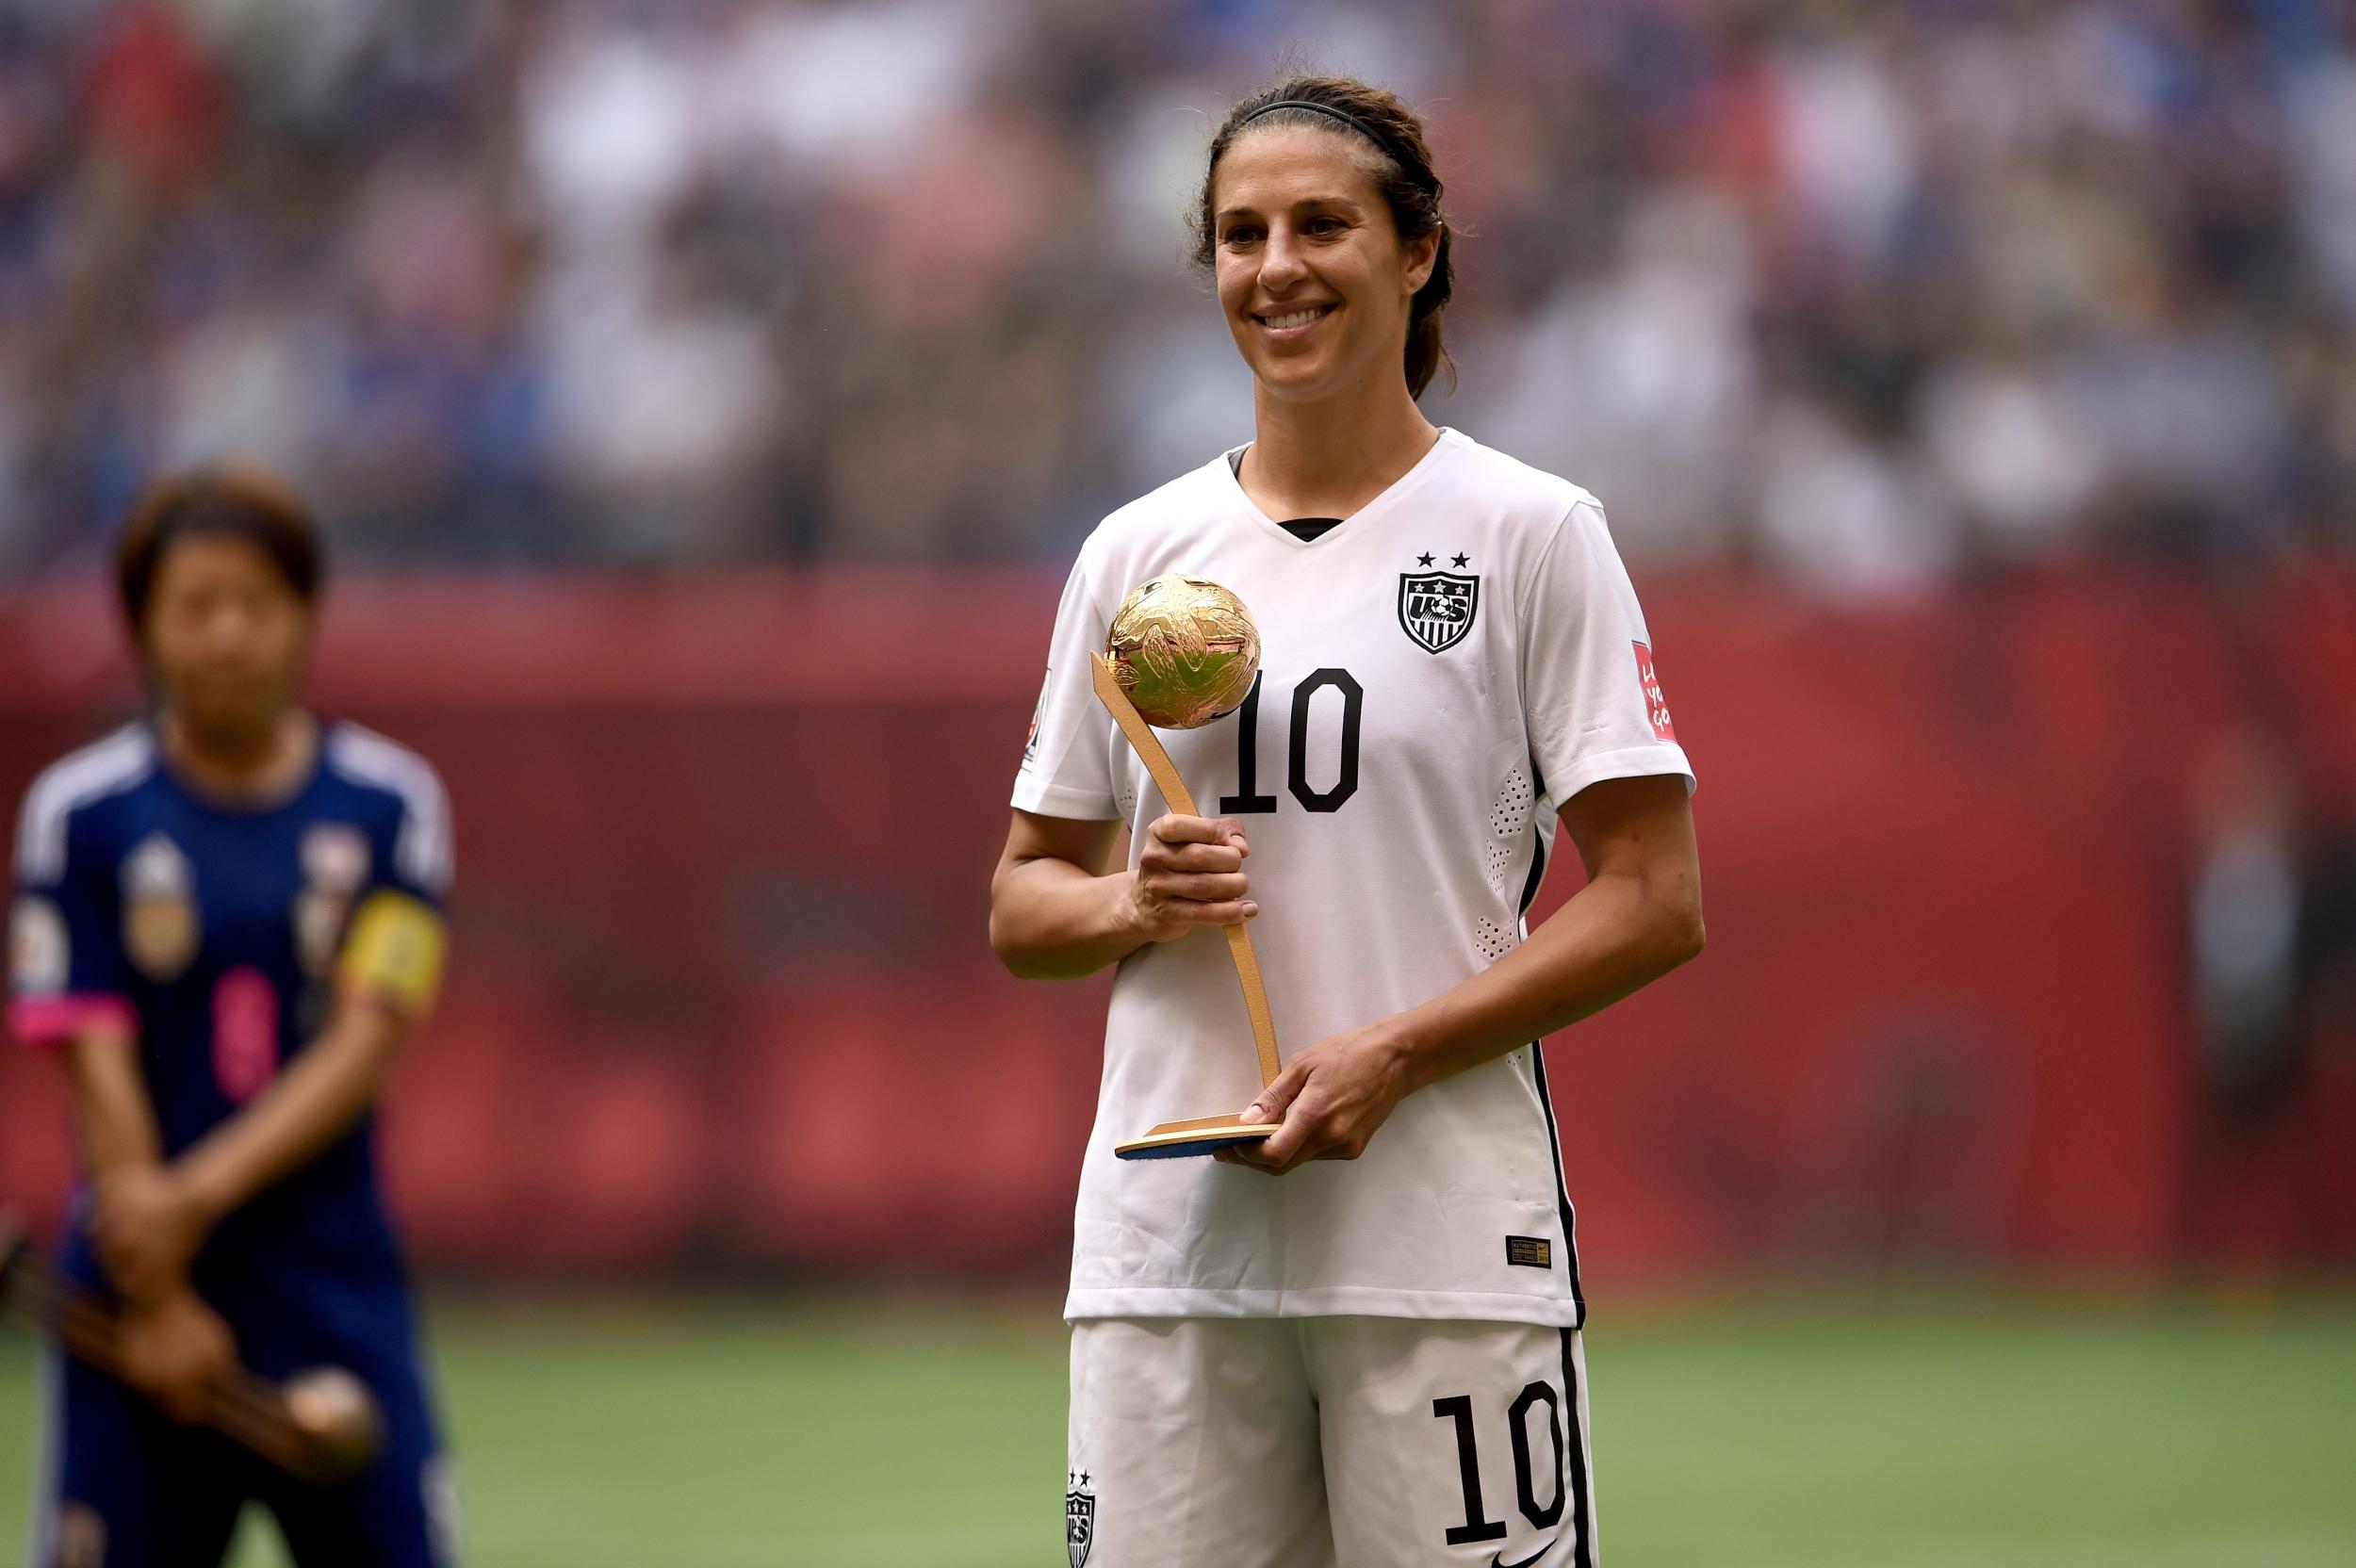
[335,890,449,1016]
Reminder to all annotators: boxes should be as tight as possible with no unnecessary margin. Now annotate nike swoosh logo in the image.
[1489,1543,1557,1568]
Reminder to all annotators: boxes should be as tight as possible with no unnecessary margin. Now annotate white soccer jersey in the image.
[1014,428,1693,1329]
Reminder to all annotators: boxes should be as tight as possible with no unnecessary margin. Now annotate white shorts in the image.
[1066,1317,1595,1568]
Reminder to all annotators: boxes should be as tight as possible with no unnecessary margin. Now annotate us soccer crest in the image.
[1066,1471,1095,1567]
[1399,566,1480,654]
[121,833,198,982]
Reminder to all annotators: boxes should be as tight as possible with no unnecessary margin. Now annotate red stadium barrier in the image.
[4,568,2352,1289]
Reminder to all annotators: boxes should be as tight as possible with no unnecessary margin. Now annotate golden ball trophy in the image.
[1094,575,1288,1161]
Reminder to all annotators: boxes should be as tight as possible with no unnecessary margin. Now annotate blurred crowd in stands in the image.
[0,0,2352,595]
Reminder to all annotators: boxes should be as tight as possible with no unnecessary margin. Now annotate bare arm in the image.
[57,1028,238,1417]
[91,991,416,1301]
[175,991,414,1227]
[1229,772,1703,1174]
[61,1026,165,1182]
[989,808,1258,980]
[1388,772,1703,1086]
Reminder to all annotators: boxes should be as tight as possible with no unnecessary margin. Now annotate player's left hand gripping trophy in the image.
[1093,574,1287,1160]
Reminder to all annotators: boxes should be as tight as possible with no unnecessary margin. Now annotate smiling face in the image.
[1209,123,1439,405]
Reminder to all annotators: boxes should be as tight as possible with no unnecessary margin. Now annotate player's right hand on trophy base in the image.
[1126,814,1258,941]
[118,1285,238,1425]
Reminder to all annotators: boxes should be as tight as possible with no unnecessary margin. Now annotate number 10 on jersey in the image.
[1216,669,1362,815]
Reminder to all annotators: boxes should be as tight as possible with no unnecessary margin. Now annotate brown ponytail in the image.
[1192,75,1457,400]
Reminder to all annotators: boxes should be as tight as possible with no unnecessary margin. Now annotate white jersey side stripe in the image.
[326,724,453,895]
[1561,1328,1598,1568]
[14,725,154,885]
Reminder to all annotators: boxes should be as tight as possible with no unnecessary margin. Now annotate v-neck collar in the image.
[1219,427,1462,550]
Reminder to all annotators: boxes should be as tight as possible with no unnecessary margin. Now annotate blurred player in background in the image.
[992,76,1703,1567]
[7,472,457,1565]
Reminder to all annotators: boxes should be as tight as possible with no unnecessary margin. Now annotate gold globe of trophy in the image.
[1093,574,1287,1161]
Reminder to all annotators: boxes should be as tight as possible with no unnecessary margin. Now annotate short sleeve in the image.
[382,761,454,912]
[320,724,454,914]
[8,804,136,1047]
[1010,551,1121,821]
[1521,498,1695,804]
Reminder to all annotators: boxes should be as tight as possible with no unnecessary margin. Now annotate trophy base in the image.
[1114,1114,1284,1162]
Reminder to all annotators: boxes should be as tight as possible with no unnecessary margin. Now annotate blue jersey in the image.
[8,717,452,1290]
[12,718,461,1566]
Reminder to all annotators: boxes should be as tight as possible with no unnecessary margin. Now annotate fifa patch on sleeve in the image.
[1506,1235,1553,1269]
[1633,642,1676,741]
[336,890,448,1015]
[1022,667,1050,769]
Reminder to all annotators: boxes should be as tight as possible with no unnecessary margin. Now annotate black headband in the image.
[1239,98,1393,157]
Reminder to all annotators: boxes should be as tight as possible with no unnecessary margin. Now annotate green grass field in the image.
[2,1289,2350,1566]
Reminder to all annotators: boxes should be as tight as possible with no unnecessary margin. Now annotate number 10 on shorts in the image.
[1433,1383,1567,1544]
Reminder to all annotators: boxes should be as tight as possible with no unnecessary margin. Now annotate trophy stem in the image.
[1091,654,1282,1090]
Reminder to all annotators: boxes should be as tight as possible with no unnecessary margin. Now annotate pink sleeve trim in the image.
[7,994,137,1048]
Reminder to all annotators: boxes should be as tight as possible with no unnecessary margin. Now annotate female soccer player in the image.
[991,77,1702,1567]
[8,471,458,1566]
